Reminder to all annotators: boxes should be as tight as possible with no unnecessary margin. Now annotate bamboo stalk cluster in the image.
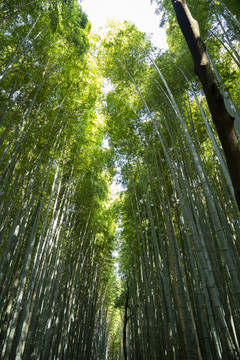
[101,7,240,358]
[0,2,115,359]
[0,1,240,359]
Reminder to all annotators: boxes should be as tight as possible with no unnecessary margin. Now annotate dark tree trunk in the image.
[171,0,240,210]
[123,286,129,360]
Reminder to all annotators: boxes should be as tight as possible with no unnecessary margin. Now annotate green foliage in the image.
[1,1,240,359]
[0,2,118,359]
[100,20,152,86]
[99,3,240,358]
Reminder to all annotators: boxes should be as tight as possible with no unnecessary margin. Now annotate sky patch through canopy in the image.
[81,0,168,49]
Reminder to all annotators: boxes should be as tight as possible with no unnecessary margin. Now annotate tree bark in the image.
[171,0,240,209]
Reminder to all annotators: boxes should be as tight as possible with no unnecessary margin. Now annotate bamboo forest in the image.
[1,0,240,359]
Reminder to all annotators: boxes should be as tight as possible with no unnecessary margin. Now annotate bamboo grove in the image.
[0,0,240,359]
[0,1,117,359]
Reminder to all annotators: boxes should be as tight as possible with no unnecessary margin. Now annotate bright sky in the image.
[80,0,168,49]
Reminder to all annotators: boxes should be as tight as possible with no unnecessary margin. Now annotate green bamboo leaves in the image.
[101,18,240,359]
[1,1,240,359]
[0,1,117,359]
